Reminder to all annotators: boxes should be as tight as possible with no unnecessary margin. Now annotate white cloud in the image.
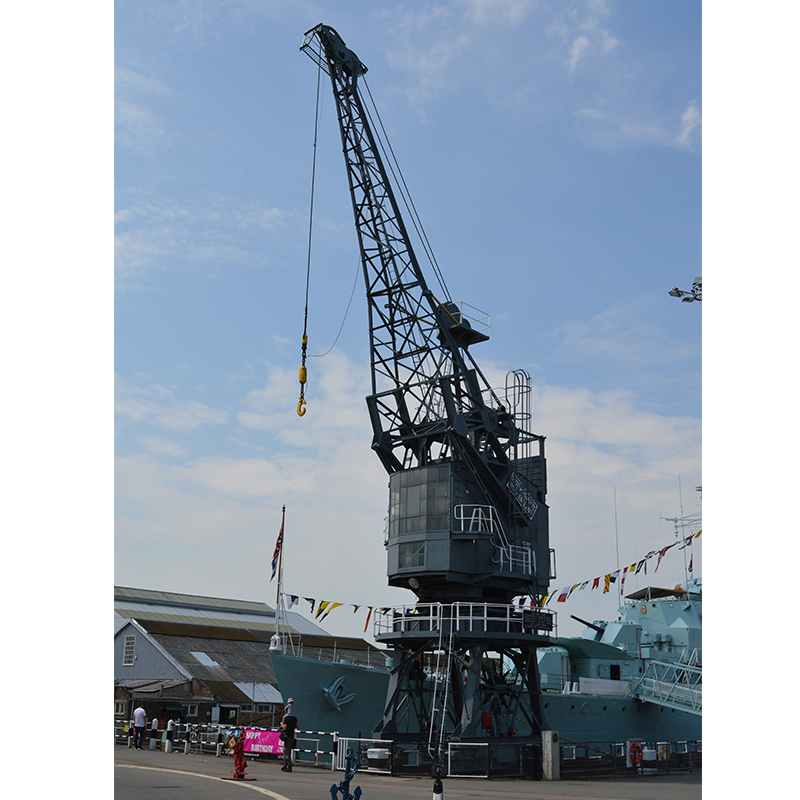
[116,346,700,638]
[116,375,230,432]
[459,0,535,25]
[114,191,301,291]
[676,99,702,147]
[568,34,590,73]
[115,68,178,156]
[546,303,694,368]
[141,436,191,458]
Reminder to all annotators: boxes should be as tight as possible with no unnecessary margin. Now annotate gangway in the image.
[632,659,702,715]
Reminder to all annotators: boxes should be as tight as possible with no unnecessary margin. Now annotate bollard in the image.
[432,776,443,800]
[165,719,174,754]
[542,731,560,781]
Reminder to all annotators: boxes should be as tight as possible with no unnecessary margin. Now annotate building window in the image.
[256,704,270,713]
[186,705,198,717]
[240,704,254,712]
[399,540,425,569]
[122,635,136,666]
[115,702,126,716]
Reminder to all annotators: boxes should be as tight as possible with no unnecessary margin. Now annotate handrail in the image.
[453,504,533,575]
[374,601,555,638]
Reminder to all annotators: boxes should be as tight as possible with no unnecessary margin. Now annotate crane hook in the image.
[297,335,308,417]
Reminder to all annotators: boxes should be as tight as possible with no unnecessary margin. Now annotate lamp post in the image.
[668,276,702,303]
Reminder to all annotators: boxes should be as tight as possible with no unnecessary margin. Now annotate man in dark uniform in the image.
[280,709,299,772]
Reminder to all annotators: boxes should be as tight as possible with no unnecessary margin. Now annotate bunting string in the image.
[539,530,701,608]
[280,530,701,631]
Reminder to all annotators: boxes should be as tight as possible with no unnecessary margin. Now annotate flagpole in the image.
[277,504,285,605]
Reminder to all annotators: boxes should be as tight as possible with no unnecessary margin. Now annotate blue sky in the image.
[112,0,704,639]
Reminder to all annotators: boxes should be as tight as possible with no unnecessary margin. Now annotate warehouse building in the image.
[114,586,385,728]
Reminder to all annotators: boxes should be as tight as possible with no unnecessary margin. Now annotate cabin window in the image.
[123,635,136,666]
[389,466,450,536]
[399,541,425,569]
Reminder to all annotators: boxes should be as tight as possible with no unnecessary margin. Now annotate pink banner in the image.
[242,729,284,755]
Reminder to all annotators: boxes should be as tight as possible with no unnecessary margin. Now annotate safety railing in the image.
[374,602,555,638]
[559,739,702,778]
[114,721,339,765]
[454,503,533,576]
[335,738,542,779]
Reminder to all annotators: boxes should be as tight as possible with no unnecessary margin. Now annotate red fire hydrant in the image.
[221,730,256,782]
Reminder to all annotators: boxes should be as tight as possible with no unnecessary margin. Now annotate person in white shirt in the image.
[132,704,146,750]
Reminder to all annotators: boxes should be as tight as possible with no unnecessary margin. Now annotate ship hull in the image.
[269,652,390,739]
[542,692,701,743]
[270,651,700,745]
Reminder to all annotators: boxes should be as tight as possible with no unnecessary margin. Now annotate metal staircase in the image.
[632,659,702,715]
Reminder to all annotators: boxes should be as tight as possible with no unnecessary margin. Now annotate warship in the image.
[270,574,701,743]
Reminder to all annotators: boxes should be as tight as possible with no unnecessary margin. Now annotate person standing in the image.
[280,708,299,772]
[132,703,146,750]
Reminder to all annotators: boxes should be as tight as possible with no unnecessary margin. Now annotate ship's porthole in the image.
[544,703,549,709]
[602,706,607,711]
[570,705,575,710]
[581,703,589,715]
[622,706,626,712]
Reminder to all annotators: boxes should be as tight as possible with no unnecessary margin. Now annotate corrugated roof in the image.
[134,619,272,641]
[201,680,252,703]
[114,588,329,636]
[150,632,280,686]
[115,586,273,615]
[233,682,283,704]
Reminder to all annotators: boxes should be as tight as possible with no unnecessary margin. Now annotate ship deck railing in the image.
[374,602,556,639]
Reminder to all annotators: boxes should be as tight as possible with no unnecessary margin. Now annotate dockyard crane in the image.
[301,24,556,748]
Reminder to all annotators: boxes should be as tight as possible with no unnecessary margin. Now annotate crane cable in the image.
[297,60,323,417]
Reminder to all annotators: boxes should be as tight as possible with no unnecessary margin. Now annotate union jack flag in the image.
[270,525,283,581]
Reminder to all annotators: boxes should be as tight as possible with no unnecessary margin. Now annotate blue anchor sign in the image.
[322,675,356,711]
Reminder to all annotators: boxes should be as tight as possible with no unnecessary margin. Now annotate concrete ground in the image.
[114,743,702,800]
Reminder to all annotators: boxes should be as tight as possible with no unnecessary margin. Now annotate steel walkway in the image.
[632,659,702,715]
